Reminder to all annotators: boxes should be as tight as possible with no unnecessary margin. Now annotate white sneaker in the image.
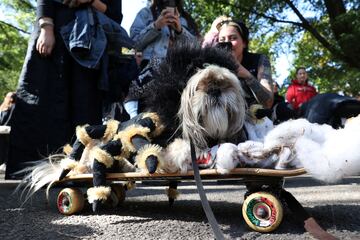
[0,163,6,173]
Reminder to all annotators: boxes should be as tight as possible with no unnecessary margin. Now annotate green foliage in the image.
[0,23,28,98]
[0,0,35,99]
[186,0,360,97]
[293,31,360,96]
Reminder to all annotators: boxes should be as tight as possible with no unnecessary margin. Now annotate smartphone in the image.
[166,0,176,16]
[166,7,176,16]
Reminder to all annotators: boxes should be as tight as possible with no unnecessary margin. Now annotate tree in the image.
[185,0,360,96]
[0,0,35,99]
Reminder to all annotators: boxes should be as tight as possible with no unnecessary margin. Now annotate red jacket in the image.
[286,79,317,109]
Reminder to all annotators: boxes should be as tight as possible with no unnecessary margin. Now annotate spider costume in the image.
[59,112,164,211]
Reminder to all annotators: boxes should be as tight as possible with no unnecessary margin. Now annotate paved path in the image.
[0,175,359,239]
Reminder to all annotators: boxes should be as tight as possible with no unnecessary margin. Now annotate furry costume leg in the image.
[87,113,164,212]
[59,119,119,180]
[115,113,165,173]
[89,139,122,212]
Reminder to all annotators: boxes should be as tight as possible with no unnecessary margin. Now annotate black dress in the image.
[6,0,122,178]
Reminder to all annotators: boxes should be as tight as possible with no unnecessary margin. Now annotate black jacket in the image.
[6,0,123,178]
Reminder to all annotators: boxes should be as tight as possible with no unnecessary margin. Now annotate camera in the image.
[216,42,233,52]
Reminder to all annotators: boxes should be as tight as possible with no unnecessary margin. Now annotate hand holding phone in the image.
[166,6,176,17]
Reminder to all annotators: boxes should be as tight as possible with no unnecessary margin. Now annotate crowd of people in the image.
[1,0,359,179]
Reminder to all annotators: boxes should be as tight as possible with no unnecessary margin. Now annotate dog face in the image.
[178,64,246,150]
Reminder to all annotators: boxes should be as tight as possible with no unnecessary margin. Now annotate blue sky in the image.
[121,0,148,34]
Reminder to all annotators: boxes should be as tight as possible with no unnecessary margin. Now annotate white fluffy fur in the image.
[87,186,111,204]
[292,116,360,182]
[160,114,360,182]
[16,154,66,205]
[215,143,240,174]
[247,116,360,182]
[59,157,78,170]
[237,141,279,168]
[162,138,192,174]
[263,118,333,150]
[163,139,241,174]
[178,65,246,150]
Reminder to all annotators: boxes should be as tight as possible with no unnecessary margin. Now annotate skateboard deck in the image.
[58,167,306,183]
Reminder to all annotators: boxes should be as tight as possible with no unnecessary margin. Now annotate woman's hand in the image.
[168,8,182,33]
[154,8,171,30]
[36,25,55,57]
[154,8,181,32]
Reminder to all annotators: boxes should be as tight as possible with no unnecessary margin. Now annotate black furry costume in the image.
[59,42,246,212]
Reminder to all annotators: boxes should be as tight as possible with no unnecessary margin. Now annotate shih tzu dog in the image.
[160,64,247,174]
[178,64,247,150]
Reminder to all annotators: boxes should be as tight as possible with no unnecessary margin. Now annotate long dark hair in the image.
[150,0,199,36]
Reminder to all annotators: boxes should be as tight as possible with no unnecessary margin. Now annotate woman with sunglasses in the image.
[216,18,274,109]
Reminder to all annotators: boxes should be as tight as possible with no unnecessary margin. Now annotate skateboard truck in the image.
[167,181,178,206]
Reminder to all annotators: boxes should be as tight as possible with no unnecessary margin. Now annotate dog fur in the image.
[144,41,242,146]
[178,64,246,150]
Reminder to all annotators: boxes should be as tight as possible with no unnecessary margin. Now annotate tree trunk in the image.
[324,0,360,69]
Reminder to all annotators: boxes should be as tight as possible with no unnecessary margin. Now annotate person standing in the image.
[0,92,16,173]
[0,92,16,126]
[5,0,124,179]
[286,67,317,110]
[124,0,199,118]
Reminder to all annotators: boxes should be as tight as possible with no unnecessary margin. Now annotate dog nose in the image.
[208,88,221,97]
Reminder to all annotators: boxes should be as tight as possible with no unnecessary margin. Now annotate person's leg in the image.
[6,31,70,178]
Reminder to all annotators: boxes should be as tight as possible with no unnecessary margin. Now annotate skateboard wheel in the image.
[57,188,84,215]
[242,192,283,232]
[109,184,126,207]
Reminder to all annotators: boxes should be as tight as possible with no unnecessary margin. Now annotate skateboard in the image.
[54,167,306,233]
